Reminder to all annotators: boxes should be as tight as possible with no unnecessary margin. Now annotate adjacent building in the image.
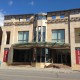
[0,8,80,70]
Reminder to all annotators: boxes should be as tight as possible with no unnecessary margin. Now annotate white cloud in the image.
[0,9,3,12]
[29,1,34,6]
[0,9,4,26]
[9,0,13,6]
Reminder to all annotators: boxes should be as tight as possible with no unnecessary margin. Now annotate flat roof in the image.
[4,8,80,17]
[4,13,34,17]
[47,8,80,13]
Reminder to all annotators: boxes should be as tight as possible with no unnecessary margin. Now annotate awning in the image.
[12,42,70,49]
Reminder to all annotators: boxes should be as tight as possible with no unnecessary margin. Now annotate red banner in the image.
[3,48,9,62]
[75,48,80,64]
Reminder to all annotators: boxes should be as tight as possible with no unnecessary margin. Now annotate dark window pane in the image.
[18,31,29,43]
[52,30,65,43]
[6,31,10,44]
[75,28,80,43]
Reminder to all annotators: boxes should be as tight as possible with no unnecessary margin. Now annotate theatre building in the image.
[0,8,80,70]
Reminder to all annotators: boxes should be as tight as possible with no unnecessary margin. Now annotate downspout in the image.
[68,12,70,44]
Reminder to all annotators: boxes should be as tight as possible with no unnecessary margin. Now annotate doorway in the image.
[53,49,71,66]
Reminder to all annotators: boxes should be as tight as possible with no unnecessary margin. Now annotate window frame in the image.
[52,29,65,43]
[75,28,80,43]
[18,31,29,43]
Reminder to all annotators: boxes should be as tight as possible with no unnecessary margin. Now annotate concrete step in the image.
[45,63,71,69]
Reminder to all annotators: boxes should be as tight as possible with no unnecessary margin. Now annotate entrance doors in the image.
[53,49,71,66]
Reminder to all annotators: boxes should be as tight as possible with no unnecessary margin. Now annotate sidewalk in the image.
[0,66,79,73]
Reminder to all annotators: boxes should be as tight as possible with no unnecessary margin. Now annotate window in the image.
[52,30,65,43]
[52,15,56,19]
[33,27,36,42]
[38,26,41,42]
[19,18,23,21]
[18,31,29,43]
[60,15,65,18]
[36,48,46,62]
[42,26,46,42]
[6,31,10,44]
[26,18,30,21]
[38,32,41,42]
[75,28,80,43]
[37,16,46,20]
[5,17,11,20]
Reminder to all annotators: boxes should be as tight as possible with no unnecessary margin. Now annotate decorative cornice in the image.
[4,22,14,26]
[15,22,30,26]
[47,17,80,24]
[70,17,80,22]
[47,18,68,24]
[4,19,34,26]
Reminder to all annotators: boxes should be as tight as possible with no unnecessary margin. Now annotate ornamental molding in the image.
[4,19,34,26]
[47,17,80,24]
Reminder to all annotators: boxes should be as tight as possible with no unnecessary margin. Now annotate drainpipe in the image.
[68,12,70,44]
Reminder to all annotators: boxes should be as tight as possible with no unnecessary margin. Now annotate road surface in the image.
[0,68,80,80]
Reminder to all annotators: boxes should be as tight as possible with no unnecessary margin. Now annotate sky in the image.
[0,0,80,26]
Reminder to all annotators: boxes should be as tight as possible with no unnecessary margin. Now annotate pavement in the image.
[0,66,80,73]
[0,66,80,80]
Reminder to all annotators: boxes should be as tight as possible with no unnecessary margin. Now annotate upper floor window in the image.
[6,31,10,44]
[52,15,56,19]
[37,16,46,20]
[19,18,23,21]
[52,29,65,43]
[60,15,65,18]
[42,26,46,42]
[5,17,11,20]
[38,26,41,42]
[26,18,30,21]
[18,31,29,43]
[75,28,80,43]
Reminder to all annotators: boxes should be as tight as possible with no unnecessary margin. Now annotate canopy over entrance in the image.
[12,42,70,49]
[7,42,71,68]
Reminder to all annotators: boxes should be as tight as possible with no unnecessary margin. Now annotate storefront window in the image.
[36,48,50,63]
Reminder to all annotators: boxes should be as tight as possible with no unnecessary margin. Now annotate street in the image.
[0,68,80,80]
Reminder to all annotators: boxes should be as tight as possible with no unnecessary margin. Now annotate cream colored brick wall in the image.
[47,23,69,43]
[47,12,80,70]
[70,21,80,70]
[1,11,80,69]
[0,23,33,66]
